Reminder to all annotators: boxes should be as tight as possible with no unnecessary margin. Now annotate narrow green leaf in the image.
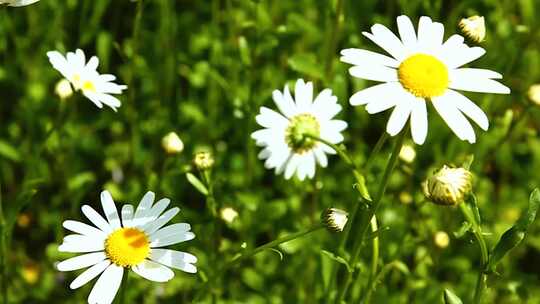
[186,173,209,196]
[288,54,324,80]
[0,139,21,162]
[443,288,463,304]
[487,188,540,272]
[320,250,352,273]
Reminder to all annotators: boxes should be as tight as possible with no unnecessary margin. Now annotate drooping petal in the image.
[444,90,489,130]
[87,264,123,304]
[410,99,428,144]
[132,260,174,282]
[150,249,197,273]
[432,95,476,143]
[386,101,413,136]
[69,260,111,290]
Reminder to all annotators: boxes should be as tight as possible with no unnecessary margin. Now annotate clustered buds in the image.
[322,208,348,232]
[193,151,215,171]
[423,165,473,206]
[162,132,184,154]
[459,16,486,43]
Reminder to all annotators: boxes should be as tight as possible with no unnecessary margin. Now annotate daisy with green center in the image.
[341,15,510,144]
[47,49,127,111]
[251,79,347,180]
[57,191,196,304]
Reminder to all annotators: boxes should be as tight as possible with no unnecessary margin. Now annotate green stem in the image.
[118,270,129,304]
[362,216,379,303]
[324,0,344,81]
[0,182,7,304]
[230,225,324,266]
[459,203,489,304]
[335,131,406,304]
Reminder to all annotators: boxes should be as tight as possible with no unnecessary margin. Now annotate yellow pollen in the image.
[398,54,449,98]
[82,80,97,92]
[104,228,150,267]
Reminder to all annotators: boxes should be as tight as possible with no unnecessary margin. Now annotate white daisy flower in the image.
[251,79,347,180]
[57,191,197,304]
[340,15,510,145]
[0,0,39,6]
[47,49,127,111]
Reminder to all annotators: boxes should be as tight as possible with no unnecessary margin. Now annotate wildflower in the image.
[434,231,450,248]
[47,49,127,111]
[251,79,347,180]
[340,15,510,145]
[322,208,348,232]
[193,151,214,170]
[0,0,39,6]
[55,79,74,100]
[220,207,239,223]
[57,191,197,304]
[528,84,540,105]
[459,16,486,43]
[162,132,184,154]
[424,165,473,205]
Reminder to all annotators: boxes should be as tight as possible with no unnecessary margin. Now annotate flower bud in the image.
[322,208,348,232]
[55,79,73,100]
[161,132,184,154]
[528,84,540,106]
[459,16,486,43]
[424,165,472,206]
[193,151,214,170]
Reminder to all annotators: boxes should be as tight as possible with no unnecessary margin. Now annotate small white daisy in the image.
[57,191,197,304]
[340,15,510,145]
[47,49,127,111]
[0,0,39,6]
[251,79,347,180]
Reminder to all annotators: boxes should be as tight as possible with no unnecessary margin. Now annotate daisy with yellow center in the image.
[57,191,197,304]
[340,15,510,144]
[0,0,39,6]
[47,49,127,111]
[251,79,347,180]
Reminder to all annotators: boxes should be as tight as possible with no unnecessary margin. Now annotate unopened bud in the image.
[459,16,486,43]
[220,207,239,223]
[193,151,214,170]
[161,132,184,154]
[424,165,473,206]
[322,208,348,232]
[399,144,416,164]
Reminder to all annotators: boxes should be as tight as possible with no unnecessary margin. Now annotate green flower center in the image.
[285,113,320,154]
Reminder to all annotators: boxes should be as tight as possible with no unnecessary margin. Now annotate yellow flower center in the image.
[104,228,150,267]
[285,113,320,154]
[82,80,97,93]
[398,54,449,98]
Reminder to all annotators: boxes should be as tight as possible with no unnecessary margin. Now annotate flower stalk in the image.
[0,182,7,304]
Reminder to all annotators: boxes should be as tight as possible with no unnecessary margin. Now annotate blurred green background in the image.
[1,0,540,303]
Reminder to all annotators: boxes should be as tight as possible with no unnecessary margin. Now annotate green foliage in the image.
[0,0,540,303]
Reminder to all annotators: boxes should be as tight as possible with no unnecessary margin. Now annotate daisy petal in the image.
[410,99,428,144]
[121,204,134,228]
[451,68,502,80]
[132,191,155,227]
[100,191,121,230]
[150,223,194,247]
[432,95,476,143]
[70,260,111,290]
[141,207,180,235]
[150,249,198,273]
[133,260,174,282]
[62,220,106,238]
[350,82,403,107]
[57,252,107,271]
[386,101,413,136]
[87,264,123,304]
[397,15,416,49]
[349,65,398,82]
[295,79,313,112]
[449,76,510,94]
[81,205,112,234]
[340,48,399,68]
[444,89,489,130]
[363,24,406,60]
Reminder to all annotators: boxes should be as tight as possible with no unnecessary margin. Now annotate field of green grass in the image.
[1,0,540,303]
